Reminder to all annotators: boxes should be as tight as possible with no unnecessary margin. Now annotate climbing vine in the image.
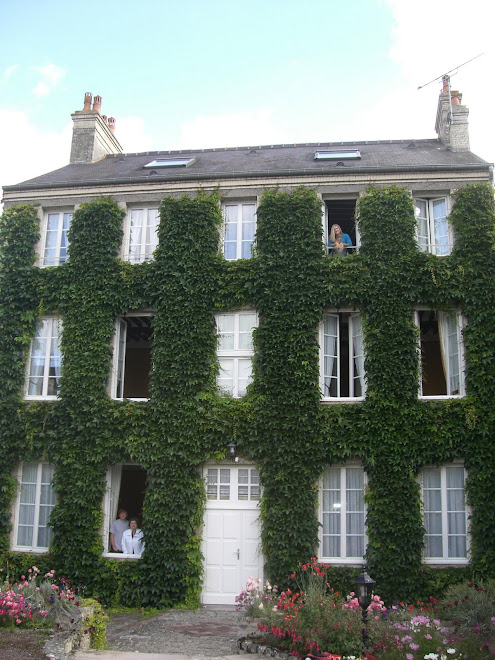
[0,183,494,606]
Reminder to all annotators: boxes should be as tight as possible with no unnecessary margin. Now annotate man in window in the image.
[110,509,129,552]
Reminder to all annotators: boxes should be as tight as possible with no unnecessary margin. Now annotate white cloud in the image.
[117,116,154,153]
[31,64,66,97]
[174,109,290,150]
[3,65,18,79]
[0,110,71,205]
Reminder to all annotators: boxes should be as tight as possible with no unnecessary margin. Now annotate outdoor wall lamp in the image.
[354,567,375,648]
[227,441,237,460]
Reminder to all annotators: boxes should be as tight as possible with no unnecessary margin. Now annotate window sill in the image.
[419,394,464,400]
[103,552,142,560]
[318,558,366,565]
[12,547,49,554]
[423,559,469,565]
[24,396,58,401]
[112,398,149,402]
[321,397,365,404]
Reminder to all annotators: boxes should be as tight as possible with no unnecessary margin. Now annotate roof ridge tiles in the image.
[115,138,442,159]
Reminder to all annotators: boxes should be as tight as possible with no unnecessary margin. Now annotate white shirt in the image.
[121,528,144,556]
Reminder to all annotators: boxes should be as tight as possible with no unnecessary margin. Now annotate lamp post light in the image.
[354,567,375,649]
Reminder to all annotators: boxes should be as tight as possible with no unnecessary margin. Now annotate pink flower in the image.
[410,643,419,650]
[406,655,413,660]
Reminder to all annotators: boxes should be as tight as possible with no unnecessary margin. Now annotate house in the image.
[1,81,494,607]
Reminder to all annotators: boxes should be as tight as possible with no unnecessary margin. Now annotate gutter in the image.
[3,163,492,192]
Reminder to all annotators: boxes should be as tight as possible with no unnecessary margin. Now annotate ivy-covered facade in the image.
[1,88,494,607]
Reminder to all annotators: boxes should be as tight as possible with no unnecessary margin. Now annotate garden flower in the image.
[446,650,456,655]
[406,654,413,660]
[409,642,419,650]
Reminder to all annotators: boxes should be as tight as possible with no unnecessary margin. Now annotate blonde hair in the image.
[329,224,342,244]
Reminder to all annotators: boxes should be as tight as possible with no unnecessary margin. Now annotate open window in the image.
[416,310,464,398]
[112,315,152,400]
[325,199,358,254]
[103,464,147,556]
[320,312,365,401]
[319,464,367,563]
[414,197,453,255]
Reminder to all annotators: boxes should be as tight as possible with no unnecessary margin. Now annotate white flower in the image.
[258,603,263,610]
[447,651,456,655]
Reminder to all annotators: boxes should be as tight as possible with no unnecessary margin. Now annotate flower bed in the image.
[236,559,495,659]
[0,565,107,650]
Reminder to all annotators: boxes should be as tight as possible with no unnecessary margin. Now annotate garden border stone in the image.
[237,632,298,660]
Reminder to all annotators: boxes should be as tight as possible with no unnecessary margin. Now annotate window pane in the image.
[18,503,35,524]
[218,359,234,395]
[17,524,33,547]
[347,535,364,558]
[237,358,253,396]
[447,467,464,489]
[432,199,449,255]
[423,467,441,488]
[217,315,235,350]
[448,535,466,558]
[323,536,340,558]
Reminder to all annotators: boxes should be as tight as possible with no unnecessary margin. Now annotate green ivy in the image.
[0,184,494,607]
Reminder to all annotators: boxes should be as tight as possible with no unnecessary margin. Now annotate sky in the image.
[0,0,494,202]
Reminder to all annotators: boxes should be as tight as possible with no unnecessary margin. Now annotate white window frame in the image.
[221,200,257,260]
[414,196,453,256]
[420,464,470,565]
[416,310,465,399]
[123,206,159,263]
[101,464,144,560]
[25,317,62,400]
[203,464,261,510]
[216,311,257,398]
[320,312,366,402]
[12,462,56,553]
[319,464,367,564]
[110,314,151,401]
[40,210,72,267]
[323,197,360,254]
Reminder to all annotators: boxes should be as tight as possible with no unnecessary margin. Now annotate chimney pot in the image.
[451,91,461,105]
[83,92,92,111]
[92,95,102,114]
[108,117,116,134]
[442,75,450,93]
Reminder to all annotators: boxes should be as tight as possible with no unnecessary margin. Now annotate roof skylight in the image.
[144,157,196,168]
[314,150,361,160]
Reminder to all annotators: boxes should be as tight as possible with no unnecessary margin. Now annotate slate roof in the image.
[5,139,491,191]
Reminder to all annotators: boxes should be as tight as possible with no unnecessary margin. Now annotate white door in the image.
[202,465,263,605]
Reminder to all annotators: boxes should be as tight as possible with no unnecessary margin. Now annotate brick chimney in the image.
[69,92,123,164]
[435,75,470,152]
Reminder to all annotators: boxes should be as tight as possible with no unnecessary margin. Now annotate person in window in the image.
[328,224,352,256]
[110,509,129,553]
[121,518,144,556]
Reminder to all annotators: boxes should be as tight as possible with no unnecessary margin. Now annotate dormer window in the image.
[315,150,361,160]
[143,157,195,168]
